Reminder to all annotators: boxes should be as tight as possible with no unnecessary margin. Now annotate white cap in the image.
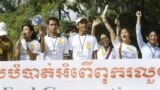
[76,17,88,25]
[0,22,7,36]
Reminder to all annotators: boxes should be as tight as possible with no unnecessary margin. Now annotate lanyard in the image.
[147,44,157,58]
[50,37,57,51]
[78,35,86,53]
[105,47,112,59]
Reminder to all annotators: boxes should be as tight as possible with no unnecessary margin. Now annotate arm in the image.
[63,38,69,60]
[15,41,21,60]
[91,19,101,36]
[92,50,97,59]
[40,36,45,53]
[100,5,116,41]
[92,36,98,59]
[26,47,37,60]
[39,26,46,53]
[136,11,146,48]
[68,37,73,59]
[115,18,121,38]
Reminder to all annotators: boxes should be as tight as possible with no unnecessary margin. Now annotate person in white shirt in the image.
[68,17,99,60]
[91,19,115,59]
[15,24,40,60]
[65,25,77,38]
[40,17,69,60]
[136,11,160,58]
[100,5,138,59]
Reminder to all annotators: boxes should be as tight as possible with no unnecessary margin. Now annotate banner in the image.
[0,59,160,90]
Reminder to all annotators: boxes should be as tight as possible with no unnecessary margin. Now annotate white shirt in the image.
[68,34,98,60]
[43,35,69,60]
[17,40,40,60]
[112,38,138,59]
[97,45,115,60]
[136,24,160,58]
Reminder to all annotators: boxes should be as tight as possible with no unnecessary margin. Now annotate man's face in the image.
[48,20,59,34]
[77,19,88,32]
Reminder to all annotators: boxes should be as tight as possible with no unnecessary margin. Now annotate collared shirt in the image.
[43,35,69,60]
[136,24,160,58]
[68,34,98,60]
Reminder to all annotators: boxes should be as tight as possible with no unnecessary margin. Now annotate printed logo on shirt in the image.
[57,38,63,45]
[85,42,90,49]
[0,48,3,54]
[29,44,35,51]
[127,46,132,52]
[101,48,107,55]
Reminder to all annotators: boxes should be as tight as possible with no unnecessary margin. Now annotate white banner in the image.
[0,59,160,90]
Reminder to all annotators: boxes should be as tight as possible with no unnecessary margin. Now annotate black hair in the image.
[98,32,110,41]
[120,27,132,39]
[21,24,37,40]
[146,28,159,38]
[120,27,131,34]
[98,32,113,47]
[47,16,59,26]
[65,25,78,34]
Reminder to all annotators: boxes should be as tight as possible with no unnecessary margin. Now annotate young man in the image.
[0,22,13,61]
[68,17,99,60]
[40,17,69,60]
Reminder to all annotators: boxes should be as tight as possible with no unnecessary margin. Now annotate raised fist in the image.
[136,11,142,18]
[114,18,120,26]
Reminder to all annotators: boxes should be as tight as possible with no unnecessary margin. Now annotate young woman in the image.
[91,19,115,59]
[100,6,138,59]
[15,24,40,60]
[136,11,160,58]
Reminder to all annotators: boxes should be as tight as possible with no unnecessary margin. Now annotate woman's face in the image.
[100,34,110,47]
[147,31,158,45]
[22,26,32,39]
[120,29,130,42]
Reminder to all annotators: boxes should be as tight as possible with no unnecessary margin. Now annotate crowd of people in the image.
[0,7,160,61]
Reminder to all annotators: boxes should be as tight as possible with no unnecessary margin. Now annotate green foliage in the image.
[0,0,160,47]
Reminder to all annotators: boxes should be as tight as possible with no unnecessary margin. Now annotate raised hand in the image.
[114,18,120,26]
[91,18,101,35]
[38,25,46,40]
[92,19,101,27]
[100,5,108,21]
[136,11,142,18]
